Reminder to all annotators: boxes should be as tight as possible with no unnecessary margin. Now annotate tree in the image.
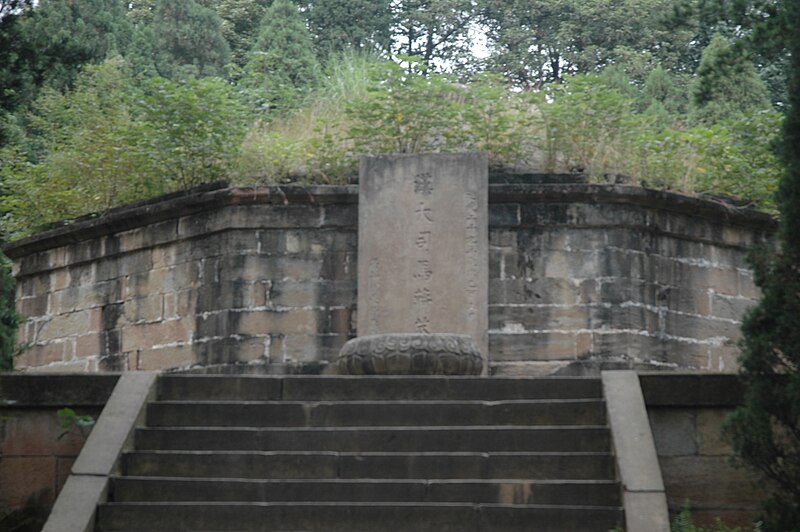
[689,33,772,123]
[196,0,271,67]
[16,0,132,94]
[147,0,231,80]
[306,0,392,55]
[722,0,800,529]
[243,0,320,111]
[482,0,696,87]
[390,0,478,71]
[0,0,33,147]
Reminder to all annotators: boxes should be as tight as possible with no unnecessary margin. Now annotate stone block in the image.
[195,280,253,312]
[218,255,321,283]
[181,205,326,237]
[37,311,91,342]
[121,320,191,352]
[19,294,48,317]
[489,305,591,331]
[489,360,569,376]
[51,269,70,291]
[602,305,660,333]
[194,337,269,366]
[76,333,103,358]
[488,228,518,248]
[321,204,358,227]
[542,250,599,279]
[707,345,740,373]
[488,278,586,306]
[123,295,164,324]
[572,203,649,228]
[489,332,578,361]
[604,228,658,255]
[137,344,195,371]
[488,203,520,227]
[117,249,154,277]
[65,238,105,268]
[663,285,711,316]
[696,408,735,456]
[737,271,760,299]
[280,334,348,363]
[97,352,130,371]
[235,309,321,336]
[519,203,574,226]
[26,359,91,372]
[117,220,179,254]
[151,245,177,269]
[129,264,199,297]
[19,275,51,298]
[648,409,698,456]
[270,280,357,309]
[660,456,761,509]
[598,279,660,307]
[707,267,740,297]
[664,313,740,342]
[19,342,64,368]
[660,339,713,370]
[710,294,753,322]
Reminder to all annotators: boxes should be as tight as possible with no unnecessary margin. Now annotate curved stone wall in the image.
[5,180,775,375]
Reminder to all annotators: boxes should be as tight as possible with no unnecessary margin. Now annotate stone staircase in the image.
[95,375,624,531]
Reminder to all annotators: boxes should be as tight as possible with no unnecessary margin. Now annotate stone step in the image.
[156,375,603,402]
[110,477,622,506]
[96,502,624,531]
[146,399,607,427]
[122,451,616,480]
[134,426,610,453]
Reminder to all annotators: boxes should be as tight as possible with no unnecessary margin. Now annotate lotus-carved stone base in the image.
[337,333,484,375]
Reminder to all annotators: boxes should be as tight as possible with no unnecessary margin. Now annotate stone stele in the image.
[340,153,488,374]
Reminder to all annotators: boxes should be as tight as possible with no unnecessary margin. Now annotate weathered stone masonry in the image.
[6,179,775,374]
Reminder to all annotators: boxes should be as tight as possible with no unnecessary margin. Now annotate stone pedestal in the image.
[337,333,482,375]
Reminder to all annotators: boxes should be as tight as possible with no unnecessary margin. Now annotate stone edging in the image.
[4,182,775,260]
[41,371,157,532]
[602,370,670,532]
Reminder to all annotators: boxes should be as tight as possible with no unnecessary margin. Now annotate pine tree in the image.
[5,0,132,104]
[690,33,772,123]
[148,0,231,80]
[643,64,682,114]
[723,1,800,529]
[197,0,271,67]
[243,0,320,111]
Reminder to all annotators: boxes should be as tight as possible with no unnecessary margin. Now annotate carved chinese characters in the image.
[356,154,488,360]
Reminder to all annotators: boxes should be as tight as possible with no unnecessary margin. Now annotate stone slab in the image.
[71,371,157,476]
[41,474,108,532]
[602,370,669,532]
[357,154,488,358]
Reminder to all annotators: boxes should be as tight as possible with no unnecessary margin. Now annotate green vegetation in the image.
[0,0,789,240]
[722,0,800,529]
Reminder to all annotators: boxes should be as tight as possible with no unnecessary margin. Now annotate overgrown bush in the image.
[0,58,248,239]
